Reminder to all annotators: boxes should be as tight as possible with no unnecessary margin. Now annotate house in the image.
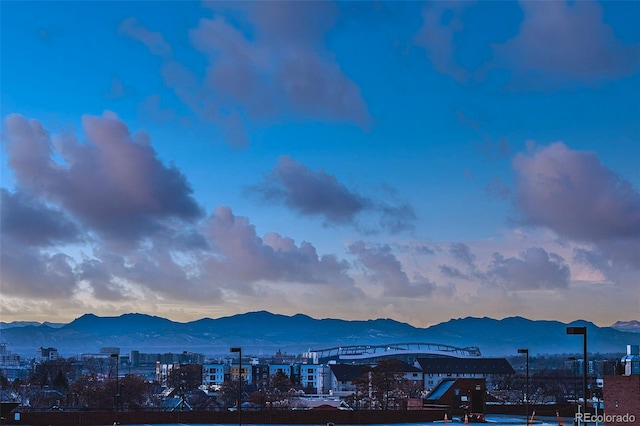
[397,361,423,387]
[416,357,514,391]
[328,364,369,396]
[423,377,487,419]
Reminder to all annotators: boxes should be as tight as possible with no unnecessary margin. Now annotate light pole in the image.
[518,349,529,425]
[110,353,119,425]
[230,347,242,426]
[568,356,577,403]
[566,327,587,418]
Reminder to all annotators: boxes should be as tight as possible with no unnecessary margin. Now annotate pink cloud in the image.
[191,2,369,126]
[202,206,355,288]
[488,247,570,290]
[4,113,202,244]
[513,142,640,272]
[495,1,640,84]
[349,241,436,297]
[248,156,415,232]
[119,3,369,147]
[513,142,640,242]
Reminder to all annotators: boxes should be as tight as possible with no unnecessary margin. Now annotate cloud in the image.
[76,258,128,301]
[512,142,640,244]
[414,2,469,81]
[0,248,76,299]
[249,156,365,224]
[485,177,511,200]
[494,0,640,85]
[439,264,470,281]
[449,242,476,269]
[195,2,369,125]
[487,247,571,290]
[118,17,172,57]
[1,188,80,247]
[3,113,203,244]
[349,241,436,297]
[120,3,369,147]
[248,156,415,232]
[202,206,356,289]
[414,1,639,87]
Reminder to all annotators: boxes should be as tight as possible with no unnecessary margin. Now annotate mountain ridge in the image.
[1,311,637,357]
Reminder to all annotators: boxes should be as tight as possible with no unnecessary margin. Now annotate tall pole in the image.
[111,353,119,425]
[231,347,242,426]
[518,349,529,425]
[567,327,587,418]
[568,357,577,403]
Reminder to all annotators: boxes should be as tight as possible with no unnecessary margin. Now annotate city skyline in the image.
[1,1,639,326]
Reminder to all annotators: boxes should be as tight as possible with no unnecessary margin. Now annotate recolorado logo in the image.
[575,413,636,423]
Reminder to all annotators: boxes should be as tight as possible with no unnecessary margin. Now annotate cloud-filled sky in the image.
[1,1,638,327]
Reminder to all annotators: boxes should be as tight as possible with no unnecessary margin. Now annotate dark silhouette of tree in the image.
[29,358,73,389]
[346,373,371,410]
[108,374,150,410]
[218,379,239,408]
[52,369,68,392]
[0,371,8,390]
[270,371,293,393]
[168,364,203,393]
[249,385,269,410]
[368,359,405,410]
[67,374,106,409]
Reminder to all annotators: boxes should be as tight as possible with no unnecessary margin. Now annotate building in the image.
[328,364,368,396]
[416,357,514,391]
[202,363,228,390]
[308,342,481,365]
[229,362,253,385]
[300,364,330,393]
[603,345,640,426]
[423,378,487,419]
[36,347,59,362]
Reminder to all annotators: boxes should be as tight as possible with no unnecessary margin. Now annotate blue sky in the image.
[1,1,638,327]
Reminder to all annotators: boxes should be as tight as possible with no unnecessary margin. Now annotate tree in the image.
[67,374,102,409]
[218,379,239,409]
[346,373,371,410]
[114,374,151,409]
[168,364,203,393]
[0,371,8,390]
[270,371,293,393]
[29,358,73,389]
[368,360,406,410]
[52,369,68,392]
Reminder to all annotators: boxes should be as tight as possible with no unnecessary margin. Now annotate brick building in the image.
[603,345,640,426]
[603,375,639,426]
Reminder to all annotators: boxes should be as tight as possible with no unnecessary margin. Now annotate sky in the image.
[1,1,639,328]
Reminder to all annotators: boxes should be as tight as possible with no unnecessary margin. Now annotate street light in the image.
[110,353,119,425]
[568,356,578,403]
[566,326,587,418]
[230,347,242,426]
[518,349,529,425]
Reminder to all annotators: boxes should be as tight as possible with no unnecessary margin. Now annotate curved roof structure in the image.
[307,342,482,364]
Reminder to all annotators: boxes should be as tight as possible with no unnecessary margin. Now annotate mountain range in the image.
[1,311,638,358]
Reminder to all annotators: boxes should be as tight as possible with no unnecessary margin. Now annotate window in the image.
[308,375,314,381]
